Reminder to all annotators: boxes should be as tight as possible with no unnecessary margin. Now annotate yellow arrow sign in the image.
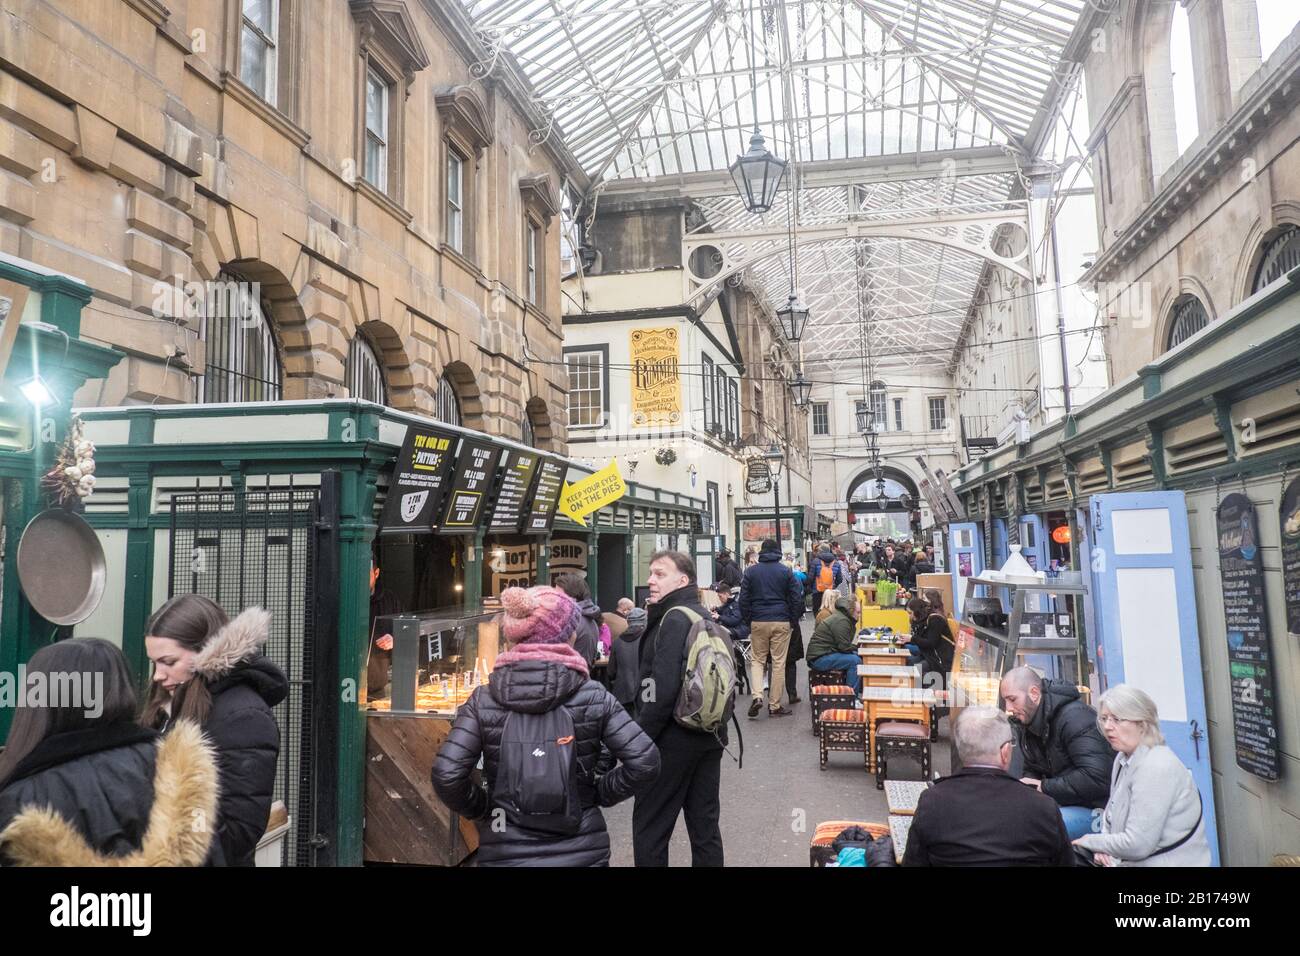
[559,460,626,527]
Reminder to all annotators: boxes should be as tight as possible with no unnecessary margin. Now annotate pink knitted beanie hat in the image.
[498,586,581,646]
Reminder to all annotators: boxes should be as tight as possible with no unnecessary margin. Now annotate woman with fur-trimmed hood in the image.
[141,594,287,866]
[0,638,218,866]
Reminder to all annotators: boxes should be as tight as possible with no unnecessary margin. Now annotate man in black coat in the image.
[633,551,725,867]
[738,538,803,719]
[1001,666,1115,840]
[905,706,1073,866]
[715,550,744,590]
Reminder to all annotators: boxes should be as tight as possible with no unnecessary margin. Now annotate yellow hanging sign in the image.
[559,460,627,527]
[629,327,681,427]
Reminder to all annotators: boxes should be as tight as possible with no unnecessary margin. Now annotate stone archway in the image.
[845,465,921,513]
[524,395,554,450]
[440,360,484,429]
[354,319,416,410]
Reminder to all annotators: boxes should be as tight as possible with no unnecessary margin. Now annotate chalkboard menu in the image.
[1216,492,1279,780]
[523,458,566,534]
[1282,476,1300,636]
[488,449,541,533]
[380,425,457,533]
[438,439,503,533]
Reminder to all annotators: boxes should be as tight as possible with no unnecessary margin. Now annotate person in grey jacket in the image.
[607,604,647,715]
[1073,685,1210,867]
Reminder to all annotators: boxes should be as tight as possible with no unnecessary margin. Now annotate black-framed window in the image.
[346,335,386,405]
[196,271,283,404]
[1252,225,1300,293]
[929,396,947,431]
[812,402,828,435]
[702,354,715,433]
[728,376,739,444]
[706,480,720,536]
[1165,294,1209,351]
[436,375,461,425]
[565,346,607,429]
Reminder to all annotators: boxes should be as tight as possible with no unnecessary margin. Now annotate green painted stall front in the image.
[75,401,704,866]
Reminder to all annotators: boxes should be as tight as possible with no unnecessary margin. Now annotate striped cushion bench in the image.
[810,686,858,735]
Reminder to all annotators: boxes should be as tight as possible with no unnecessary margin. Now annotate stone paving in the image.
[603,614,952,867]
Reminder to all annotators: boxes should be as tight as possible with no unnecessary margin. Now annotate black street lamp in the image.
[762,442,785,550]
[790,369,813,407]
[729,127,787,215]
[775,292,809,343]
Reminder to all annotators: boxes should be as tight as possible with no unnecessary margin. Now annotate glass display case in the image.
[363,607,501,716]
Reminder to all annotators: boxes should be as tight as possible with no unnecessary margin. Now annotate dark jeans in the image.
[632,740,723,867]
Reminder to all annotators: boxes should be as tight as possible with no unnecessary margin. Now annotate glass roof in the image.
[468,0,1093,370]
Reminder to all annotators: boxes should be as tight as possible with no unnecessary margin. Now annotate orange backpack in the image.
[817,563,834,592]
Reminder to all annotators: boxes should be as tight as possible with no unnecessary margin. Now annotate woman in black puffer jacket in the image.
[0,639,218,866]
[432,586,660,866]
[141,594,288,866]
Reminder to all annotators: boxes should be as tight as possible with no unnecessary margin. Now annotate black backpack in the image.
[494,707,584,836]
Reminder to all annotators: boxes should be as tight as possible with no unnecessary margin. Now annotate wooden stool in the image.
[874,721,932,790]
[819,708,869,771]
[810,685,857,735]
[809,820,888,867]
[807,666,847,701]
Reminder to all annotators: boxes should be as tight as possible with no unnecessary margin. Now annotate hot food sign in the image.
[630,327,681,427]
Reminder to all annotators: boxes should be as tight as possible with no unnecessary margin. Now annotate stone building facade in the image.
[0,0,580,447]
[1083,1,1300,381]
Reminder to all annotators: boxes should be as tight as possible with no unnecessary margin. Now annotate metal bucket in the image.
[15,508,107,625]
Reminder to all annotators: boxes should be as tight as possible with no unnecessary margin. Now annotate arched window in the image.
[1252,225,1300,293]
[196,270,282,403]
[521,415,535,447]
[346,335,387,405]
[436,375,461,426]
[1165,294,1210,351]
[869,381,887,432]
[1143,4,1200,181]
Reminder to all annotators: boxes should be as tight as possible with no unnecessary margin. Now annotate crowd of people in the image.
[0,538,1212,870]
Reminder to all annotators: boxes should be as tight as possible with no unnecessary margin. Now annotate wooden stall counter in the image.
[364,712,479,866]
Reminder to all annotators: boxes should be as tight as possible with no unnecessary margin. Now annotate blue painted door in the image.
[1019,514,1049,573]
[1088,491,1219,865]
[948,521,985,617]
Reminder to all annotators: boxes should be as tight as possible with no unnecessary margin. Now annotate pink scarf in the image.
[494,641,590,677]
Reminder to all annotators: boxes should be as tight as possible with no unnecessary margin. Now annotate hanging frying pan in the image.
[15,508,107,626]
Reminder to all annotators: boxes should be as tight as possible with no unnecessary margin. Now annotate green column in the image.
[536,536,550,584]
[586,533,599,597]
[121,461,154,681]
[464,530,485,607]
[335,463,379,867]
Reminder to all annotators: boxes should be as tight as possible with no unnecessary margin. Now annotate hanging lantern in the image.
[776,293,810,343]
[855,404,873,433]
[1052,525,1072,544]
[789,369,813,407]
[729,128,787,215]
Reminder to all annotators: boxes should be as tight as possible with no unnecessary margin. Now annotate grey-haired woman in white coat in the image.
[1073,684,1210,867]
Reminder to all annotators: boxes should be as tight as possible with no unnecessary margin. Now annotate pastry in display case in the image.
[364,609,501,716]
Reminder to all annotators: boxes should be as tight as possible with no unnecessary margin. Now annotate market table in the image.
[858,664,920,688]
[859,686,938,770]
[859,645,913,668]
